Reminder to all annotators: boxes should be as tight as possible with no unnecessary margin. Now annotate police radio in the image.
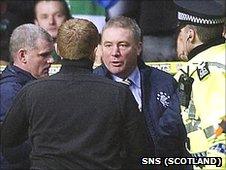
[178,66,194,108]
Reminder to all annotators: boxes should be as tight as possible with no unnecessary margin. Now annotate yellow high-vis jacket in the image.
[175,40,226,170]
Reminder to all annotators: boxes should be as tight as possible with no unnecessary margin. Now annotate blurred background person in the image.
[2,18,149,170]
[174,0,225,169]
[0,23,54,170]
[33,0,72,63]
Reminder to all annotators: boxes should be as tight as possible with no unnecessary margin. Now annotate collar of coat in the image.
[1,65,36,85]
[188,38,225,60]
[59,58,93,74]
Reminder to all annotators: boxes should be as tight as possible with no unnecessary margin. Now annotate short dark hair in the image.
[33,0,72,20]
[188,24,224,43]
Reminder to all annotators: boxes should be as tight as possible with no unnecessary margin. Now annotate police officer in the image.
[174,0,225,169]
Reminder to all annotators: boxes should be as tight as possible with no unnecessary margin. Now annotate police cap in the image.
[174,0,225,26]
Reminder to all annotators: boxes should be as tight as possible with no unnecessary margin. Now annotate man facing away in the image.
[1,18,149,170]
[33,0,72,62]
[174,0,225,169]
[0,24,54,170]
[94,16,191,170]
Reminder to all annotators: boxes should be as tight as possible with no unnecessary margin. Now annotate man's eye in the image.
[119,44,127,48]
[40,54,48,58]
[104,44,111,48]
[40,53,51,58]
[56,13,64,18]
[40,14,48,19]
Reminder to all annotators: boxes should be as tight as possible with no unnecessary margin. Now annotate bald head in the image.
[57,18,99,60]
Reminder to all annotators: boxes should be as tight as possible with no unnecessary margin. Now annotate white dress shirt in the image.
[112,67,142,111]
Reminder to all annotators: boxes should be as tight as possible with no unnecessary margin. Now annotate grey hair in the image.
[102,16,142,43]
[9,24,53,60]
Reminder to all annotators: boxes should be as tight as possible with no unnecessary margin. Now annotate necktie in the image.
[121,78,142,111]
[121,78,132,86]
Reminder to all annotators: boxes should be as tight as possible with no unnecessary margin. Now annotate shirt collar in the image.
[111,67,141,88]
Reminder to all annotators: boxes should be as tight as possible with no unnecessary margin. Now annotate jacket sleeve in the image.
[0,82,22,122]
[157,80,188,157]
[1,88,30,162]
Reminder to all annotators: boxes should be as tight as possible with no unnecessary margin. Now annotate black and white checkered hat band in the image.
[178,11,224,25]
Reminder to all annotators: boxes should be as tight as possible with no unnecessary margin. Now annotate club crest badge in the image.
[157,91,170,108]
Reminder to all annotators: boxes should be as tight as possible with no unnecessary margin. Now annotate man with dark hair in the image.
[174,0,225,169]
[2,18,148,170]
[33,0,72,62]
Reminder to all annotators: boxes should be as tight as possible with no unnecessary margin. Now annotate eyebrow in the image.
[103,41,129,44]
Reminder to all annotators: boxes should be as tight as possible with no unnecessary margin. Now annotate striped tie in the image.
[121,78,132,86]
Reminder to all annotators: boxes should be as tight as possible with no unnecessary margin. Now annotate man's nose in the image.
[48,16,55,25]
[111,45,120,57]
[47,56,54,64]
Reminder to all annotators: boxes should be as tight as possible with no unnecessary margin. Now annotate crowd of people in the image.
[0,0,225,170]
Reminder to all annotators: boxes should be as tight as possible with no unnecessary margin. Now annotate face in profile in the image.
[176,25,197,61]
[25,38,54,78]
[101,27,142,79]
[176,30,188,61]
[34,0,67,39]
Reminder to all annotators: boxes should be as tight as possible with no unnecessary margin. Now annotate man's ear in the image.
[187,28,196,43]
[136,42,142,56]
[17,49,27,63]
[34,19,39,26]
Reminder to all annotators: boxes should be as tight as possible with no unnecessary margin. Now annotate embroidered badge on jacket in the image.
[157,91,170,107]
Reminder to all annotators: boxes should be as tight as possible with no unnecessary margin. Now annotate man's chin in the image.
[109,68,124,77]
[48,32,57,39]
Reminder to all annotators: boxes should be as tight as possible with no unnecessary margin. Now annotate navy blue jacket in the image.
[0,65,36,122]
[94,61,189,158]
[0,65,35,170]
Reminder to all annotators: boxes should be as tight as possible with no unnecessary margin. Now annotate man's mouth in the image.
[48,27,57,31]
[111,61,122,67]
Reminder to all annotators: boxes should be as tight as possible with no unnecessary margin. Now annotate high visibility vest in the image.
[175,43,226,170]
